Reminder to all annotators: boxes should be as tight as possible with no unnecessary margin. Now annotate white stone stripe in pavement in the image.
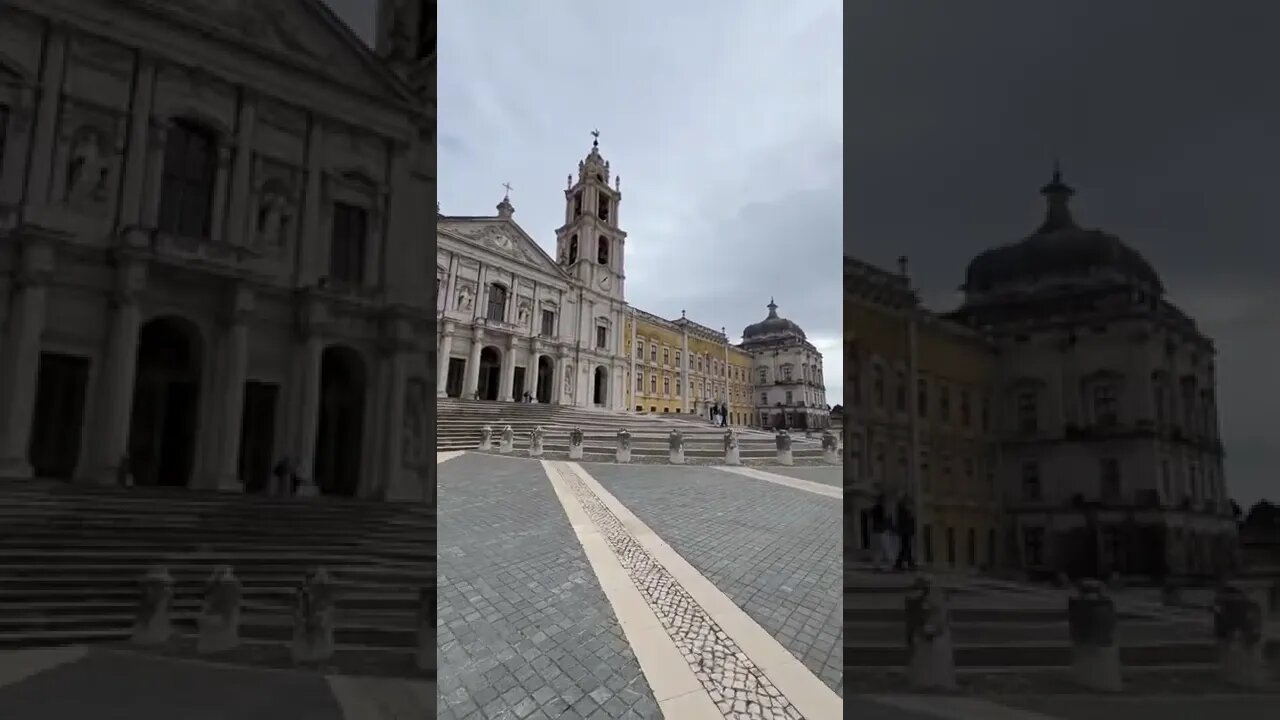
[0,645,88,689]
[714,465,842,499]
[541,461,721,719]
[436,450,465,464]
[562,461,842,720]
[866,695,1061,720]
[326,675,434,719]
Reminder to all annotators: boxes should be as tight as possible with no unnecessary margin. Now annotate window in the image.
[923,525,934,563]
[1016,391,1038,432]
[596,325,608,349]
[987,528,997,567]
[946,527,956,566]
[1024,527,1045,566]
[1162,460,1172,500]
[960,389,971,427]
[760,392,768,405]
[783,365,794,381]
[329,202,368,285]
[785,390,793,405]
[873,366,885,407]
[1100,458,1121,501]
[663,348,670,365]
[568,234,578,263]
[967,528,977,566]
[675,351,681,367]
[573,192,582,217]
[917,379,928,418]
[919,450,931,493]
[597,192,610,221]
[636,340,644,359]
[676,379,682,396]
[1153,381,1167,424]
[981,395,990,430]
[650,345,657,362]
[1021,461,1041,501]
[636,374,643,392]
[663,377,670,395]
[597,235,609,264]
[158,119,217,237]
[895,371,906,412]
[1093,383,1118,426]
[650,374,657,394]
[939,386,951,421]
[540,309,555,337]
[486,283,507,322]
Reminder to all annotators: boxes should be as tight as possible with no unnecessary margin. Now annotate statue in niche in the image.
[256,190,292,248]
[564,364,574,396]
[517,301,531,326]
[455,285,474,312]
[66,128,110,203]
[402,378,427,466]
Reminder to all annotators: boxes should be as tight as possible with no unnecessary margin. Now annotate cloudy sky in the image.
[333,0,844,404]
[850,1,1278,505]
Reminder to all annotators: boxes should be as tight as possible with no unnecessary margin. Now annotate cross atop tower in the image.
[591,129,600,148]
[502,182,513,200]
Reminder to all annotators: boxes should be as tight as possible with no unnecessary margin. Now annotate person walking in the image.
[869,495,888,571]
[894,496,917,571]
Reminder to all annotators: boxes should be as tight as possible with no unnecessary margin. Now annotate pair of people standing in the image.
[708,403,727,427]
[868,494,916,571]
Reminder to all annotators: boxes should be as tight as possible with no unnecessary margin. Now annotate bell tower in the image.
[555,131,627,301]
[376,0,435,98]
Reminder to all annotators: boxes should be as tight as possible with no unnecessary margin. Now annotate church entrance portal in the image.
[29,352,91,479]
[314,346,365,497]
[128,317,203,488]
[446,357,465,397]
[535,355,554,403]
[477,346,501,401]
[238,381,278,493]
[592,366,608,407]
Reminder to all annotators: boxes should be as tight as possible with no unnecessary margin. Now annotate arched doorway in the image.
[536,355,554,403]
[592,366,608,407]
[314,346,365,497]
[477,346,502,401]
[128,316,203,487]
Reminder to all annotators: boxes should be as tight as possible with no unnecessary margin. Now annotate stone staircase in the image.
[844,562,1280,669]
[0,480,430,659]
[436,398,833,462]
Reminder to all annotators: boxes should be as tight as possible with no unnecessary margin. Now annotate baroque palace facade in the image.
[0,0,435,500]
[436,139,831,430]
[847,169,1236,577]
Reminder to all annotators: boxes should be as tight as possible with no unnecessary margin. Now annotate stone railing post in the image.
[616,429,631,463]
[478,424,493,451]
[668,430,684,465]
[821,430,839,463]
[132,565,173,646]
[904,577,956,690]
[775,429,793,466]
[198,566,241,654]
[568,428,584,460]
[529,426,545,458]
[292,568,337,663]
[1213,584,1266,688]
[1068,579,1122,691]
[723,429,740,466]
[499,425,514,454]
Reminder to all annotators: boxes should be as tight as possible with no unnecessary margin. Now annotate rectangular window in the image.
[636,374,643,392]
[1021,461,1041,501]
[1093,383,1118,426]
[650,345,657,362]
[662,348,669,365]
[783,365,793,381]
[946,527,956,566]
[960,389,971,427]
[486,284,506,322]
[650,374,657,394]
[917,378,928,418]
[330,202,368,285]
[663,377,670,396]
[967,527,977,566]
[895,371,907,412]
[1024,527,1045,566]
[760,392,768,405]
[923,525,934,563]
[785,390,793,405]
[1016,392,1038,432]
[676,378,682,396]
[939,386,951,421]
[540,309,555,337]
[636,340,644,359]
[675,351,681,367]
[1100,458,1121,501]
[596,325,607,349]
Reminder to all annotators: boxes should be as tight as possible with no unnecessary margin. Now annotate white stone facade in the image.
[0,0,435,500]
[435,141,630,410]
[742,301,830,430]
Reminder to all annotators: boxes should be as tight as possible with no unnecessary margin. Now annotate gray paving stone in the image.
[437,453,658,718]
[584,461,844,696]
[746,464,844,487]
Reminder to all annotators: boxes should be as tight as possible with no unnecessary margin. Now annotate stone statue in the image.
[257,192,290,247]
[517,301,530,326]
[668,430,685,465]
[456,285,474,312]
[564,364,574,396]
[198,566,241,654]
[66,129,108,203]
[1067,580,1121,691]
[615,429,632,463]
[821,430,840,463]
[904,577,956,690]
[499,425,514,454]
[723,429,740,466]
[568,427,584,460]
[292,567,337,663]
[479,424,493,451]
[775,429,794,466]
[1212,584,1266,687]
[132,565,174,645]
[529,426,545,458]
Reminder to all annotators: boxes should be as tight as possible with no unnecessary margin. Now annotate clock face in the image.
[599,274,612,290]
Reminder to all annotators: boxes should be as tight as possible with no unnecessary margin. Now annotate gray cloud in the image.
[850,0,1280,505]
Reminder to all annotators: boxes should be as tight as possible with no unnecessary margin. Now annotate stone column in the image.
[22,28,67,205]
[89,259,147,484]
[500,337,516,402]
[628,319,637,411]
[0,239,56,477]
[297,119,324,284]
[680,330,690,412]
[226,93,256,245]
[464,329,482,398]
[119,55,156,228]
[293,333,324,495]
[380,349,409,499]
[436,329,452,397]
[142,120,169,229]
[552,355,565,405]
[209,145,232,242]
[215,287,254,491]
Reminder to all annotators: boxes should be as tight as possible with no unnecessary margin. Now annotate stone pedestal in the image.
[529,426,544,458]
[821,431,840,464]
[132,566,173,646]
[417,586,432,673]
[568,428,584,460]
[668,430,684,465]
[198,567,241,654]
[616,429,631,463]
[775,430,793,466]
[295,479,319,498]
[1213,585,1266,688]
[1068,580,1122,691]
[292,568,336,663]
[723,429,740,466]
[1161,580,1181,607]
[904,577,957,690]
[478,425,493,451]
[499,425,514,454]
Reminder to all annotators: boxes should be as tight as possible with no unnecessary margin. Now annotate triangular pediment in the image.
[153,0,411,101]
[439,217,568,280]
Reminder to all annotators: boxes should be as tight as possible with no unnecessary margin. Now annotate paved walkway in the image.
[437,452,842,719]
[0,646,431,719]
[850,693,1280,719]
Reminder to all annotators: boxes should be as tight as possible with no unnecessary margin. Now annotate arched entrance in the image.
[128,316,203,487]
[477,346,501,401]
[536,355,554,403]
[314,346,365,497]
[592,366,608,407]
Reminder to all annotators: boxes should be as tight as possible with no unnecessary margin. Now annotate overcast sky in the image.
[353,0,842,405]
[850,0,1278,506]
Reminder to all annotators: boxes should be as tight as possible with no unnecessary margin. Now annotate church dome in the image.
[743,299,806,341]
[963,168,1164,295]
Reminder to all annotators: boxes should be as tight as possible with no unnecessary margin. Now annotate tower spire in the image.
[1037,161,1077,233]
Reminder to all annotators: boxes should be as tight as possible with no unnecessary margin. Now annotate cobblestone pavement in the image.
[0,647,406,719]
[741,465,843,488]
[583,461,843,695]
[850,693,1280,719]
[436,453,658,720]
